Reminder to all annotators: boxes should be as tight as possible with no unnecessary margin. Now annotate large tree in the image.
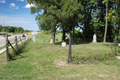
[27,0,83,43]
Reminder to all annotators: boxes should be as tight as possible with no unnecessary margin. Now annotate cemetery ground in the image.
[0,32,120,80]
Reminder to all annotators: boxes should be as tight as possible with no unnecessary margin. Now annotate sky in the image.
[0,0,43,31]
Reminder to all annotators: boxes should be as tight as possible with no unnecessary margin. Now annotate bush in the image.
[56,30,62,33]
[117,36,120,43]
[71,29,83,42]
[55,38,58,42]
[43,31,49,34]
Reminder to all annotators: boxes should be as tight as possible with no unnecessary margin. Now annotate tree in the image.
[28,0,83,43]
[103,0,108,42]
[56,0,83,41]
[28,0,60,44]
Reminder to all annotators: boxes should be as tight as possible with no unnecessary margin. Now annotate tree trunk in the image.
[83,0,86,42]
[50,28,56,44]
[103,1,108,42]
[62,28,65,41]
[73,27,74,43]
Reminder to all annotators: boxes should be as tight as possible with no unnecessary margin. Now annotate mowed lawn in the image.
[0,32,120,80]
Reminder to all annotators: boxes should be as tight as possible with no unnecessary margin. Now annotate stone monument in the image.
[33,33,35,42]
[92,34,97,43]
[61,42,66,47]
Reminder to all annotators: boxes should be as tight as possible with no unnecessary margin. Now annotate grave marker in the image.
[92,34,97,43]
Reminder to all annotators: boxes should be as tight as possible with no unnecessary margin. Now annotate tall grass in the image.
[8,38,31,60]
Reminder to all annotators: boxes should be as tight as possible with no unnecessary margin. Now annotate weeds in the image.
[8,38,31,60]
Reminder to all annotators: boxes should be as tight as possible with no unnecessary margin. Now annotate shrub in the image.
[117,36,120,43]
[55,38,58,42]
[43,31,49,34]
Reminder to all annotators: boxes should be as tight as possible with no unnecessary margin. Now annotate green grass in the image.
[0,33,120,80]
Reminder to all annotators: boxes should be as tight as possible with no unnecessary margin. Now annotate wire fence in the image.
[6,34,31,61]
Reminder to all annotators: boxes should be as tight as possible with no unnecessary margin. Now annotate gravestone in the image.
[61,42,66,47]
[33,33,35,42]
[92,34,97,43]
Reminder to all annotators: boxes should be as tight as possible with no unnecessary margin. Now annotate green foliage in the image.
[27,0,118,43]
[56,30,62,33]
[71,29,83,42]
[43,31,49,34]
[55,38,58,42]
[117,36,120,43]
[28,0,83,36]
[0,26,25,33]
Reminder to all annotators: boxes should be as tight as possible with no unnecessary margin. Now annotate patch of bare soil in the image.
[53,60,93,67]
[97,74,120,79]
[53,60,68,67]
[61,74,80,78]
[97,74,109,78]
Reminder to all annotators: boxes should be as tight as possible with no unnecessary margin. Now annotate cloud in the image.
[16,6,18,9]
[9,3,18,9]
[17,0,24,2]
[0,0,6,3]
[10,3,15,7]
[25,4,34,8]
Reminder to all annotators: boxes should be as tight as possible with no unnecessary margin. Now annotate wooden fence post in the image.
[68,32,72,61]
[19,36,22,45]
[29,36,31,42]
[25,36,26,42]
[8,40,18,54]
[6,34,9,61]
[15,36,18,49]
[115,37,117,55]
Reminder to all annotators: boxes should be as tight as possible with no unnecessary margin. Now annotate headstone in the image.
[33,33,35,42]
[61,42,66,47]
[92,34,97,43]
[118,43,120,46]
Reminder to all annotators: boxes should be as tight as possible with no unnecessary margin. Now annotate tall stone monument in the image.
[33,33,35,42]
[92,34,97,43]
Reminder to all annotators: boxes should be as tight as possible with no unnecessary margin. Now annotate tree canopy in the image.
[28,0,120,43]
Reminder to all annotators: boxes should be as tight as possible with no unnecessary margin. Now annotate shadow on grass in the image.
[102,43,115,47]
[9,40,31,61]
[55,41,91,45]
[55,41,62,45]
[72,42,91,45]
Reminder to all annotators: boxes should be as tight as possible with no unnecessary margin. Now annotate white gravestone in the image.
[92,34,97,43]
[33,33,35,42]
[61,42,66,47]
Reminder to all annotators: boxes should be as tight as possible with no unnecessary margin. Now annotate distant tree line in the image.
[0,25,31,33]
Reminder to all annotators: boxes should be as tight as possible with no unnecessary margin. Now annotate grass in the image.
[0,33,120,80]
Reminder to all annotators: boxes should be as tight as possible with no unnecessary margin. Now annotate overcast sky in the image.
[0,0,43,31]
